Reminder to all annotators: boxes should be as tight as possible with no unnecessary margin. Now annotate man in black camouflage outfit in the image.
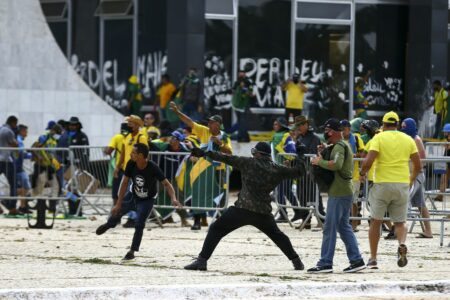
[184,142,306,271]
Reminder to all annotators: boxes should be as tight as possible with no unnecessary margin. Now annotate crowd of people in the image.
[0,115,89,216]
[0,73,446,270]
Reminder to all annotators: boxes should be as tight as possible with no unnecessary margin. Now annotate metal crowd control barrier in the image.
[148,151,230,222]
[69,146,112,215]
[66,148,230,222]
[274,153,321,230]
[0,147,75,228]
[315,156,450,247]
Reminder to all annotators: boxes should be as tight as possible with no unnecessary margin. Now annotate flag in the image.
[190,157,224,213]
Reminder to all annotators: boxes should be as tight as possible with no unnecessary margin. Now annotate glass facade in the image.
[44,0,412,130]
[238,0,291,129]
[204,19,234,126]
[354,4,408,113]
[295,23,350,127]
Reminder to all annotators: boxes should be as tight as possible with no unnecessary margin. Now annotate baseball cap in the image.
[382,111,400,124]
[208,115,223,124]
[171,131,185,142]
[46,120,56,130]
[323,118,342,131]
[340,119,351,128]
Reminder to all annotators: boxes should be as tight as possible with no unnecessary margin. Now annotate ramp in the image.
[0,0,123,146]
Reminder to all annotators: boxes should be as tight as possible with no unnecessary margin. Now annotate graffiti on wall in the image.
[239,57,404,113]
[71,51,167,112]
[203,54,233,111]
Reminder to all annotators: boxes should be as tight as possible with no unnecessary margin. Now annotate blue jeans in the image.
[107,195,154,251]
[277,179,299,208]
[318,195,362,267]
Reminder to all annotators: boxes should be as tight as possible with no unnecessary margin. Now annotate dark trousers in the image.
[199,206,299,260]
[297,180,325,222]
[285,108,302,121]
[107,196,154,251]
[0,161,16,209]
[434,113,443,139]
[277,179,299,213]
[236,110,250,142]
[111,170,124,205]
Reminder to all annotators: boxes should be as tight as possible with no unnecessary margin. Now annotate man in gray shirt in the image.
[0,116,19,214]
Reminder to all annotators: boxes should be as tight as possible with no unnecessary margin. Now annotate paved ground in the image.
[0,201,449,299]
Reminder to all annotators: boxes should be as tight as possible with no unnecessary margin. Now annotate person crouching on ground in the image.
[96,143,181,261]
[184,142,307,271]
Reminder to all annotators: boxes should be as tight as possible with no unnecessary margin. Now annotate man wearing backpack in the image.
[308,118,365,273]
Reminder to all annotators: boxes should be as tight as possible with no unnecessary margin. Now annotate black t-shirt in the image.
[124,160,166,199]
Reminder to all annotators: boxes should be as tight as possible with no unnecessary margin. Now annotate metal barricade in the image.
[149,151,230,221]
[65,148,231,221]
[0,146,75,228]
[68,146,112,215]
[274,153,322,230]
[319,154,450,247]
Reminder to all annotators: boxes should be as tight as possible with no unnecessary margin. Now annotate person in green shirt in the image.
[308,118,365,274]
[231,71,253,142]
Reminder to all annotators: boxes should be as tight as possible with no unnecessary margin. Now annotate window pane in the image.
[41,2,67,18]
[295,23,350,127]
[297,2,351,20]
[205,19,233,127]
[103,19,133,111]
[95,0,132,16]
[355,4,408,113]
[206,0,234,15]
[238,0,291,131]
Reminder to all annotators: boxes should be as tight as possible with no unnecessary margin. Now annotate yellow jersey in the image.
[368,130,418,183]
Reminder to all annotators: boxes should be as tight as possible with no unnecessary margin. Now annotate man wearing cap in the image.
[169,102,231,155]
[115,115,148,227]
[282,74,308,121]
[308,118,365,273]
[360,111,421,269]
[291,115,325,227]
[170,102,232,229]
[184,142,307,271]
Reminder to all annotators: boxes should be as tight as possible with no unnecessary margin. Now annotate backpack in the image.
[311,141,351,192]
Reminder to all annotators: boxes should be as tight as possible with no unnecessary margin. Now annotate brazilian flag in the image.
[189,157,225,214]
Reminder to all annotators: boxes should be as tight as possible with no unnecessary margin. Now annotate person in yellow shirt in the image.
[105,122,129,205]
[169,101,232,230]
[140,113,161,141]
[360,111,421,270]
[282,73,308,122]
[431,80,448,138]
[114,115,148,228]
[169,101,232,154]
[155,74,176,121]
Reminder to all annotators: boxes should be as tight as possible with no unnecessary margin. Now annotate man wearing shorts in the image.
[360,111,421,269]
